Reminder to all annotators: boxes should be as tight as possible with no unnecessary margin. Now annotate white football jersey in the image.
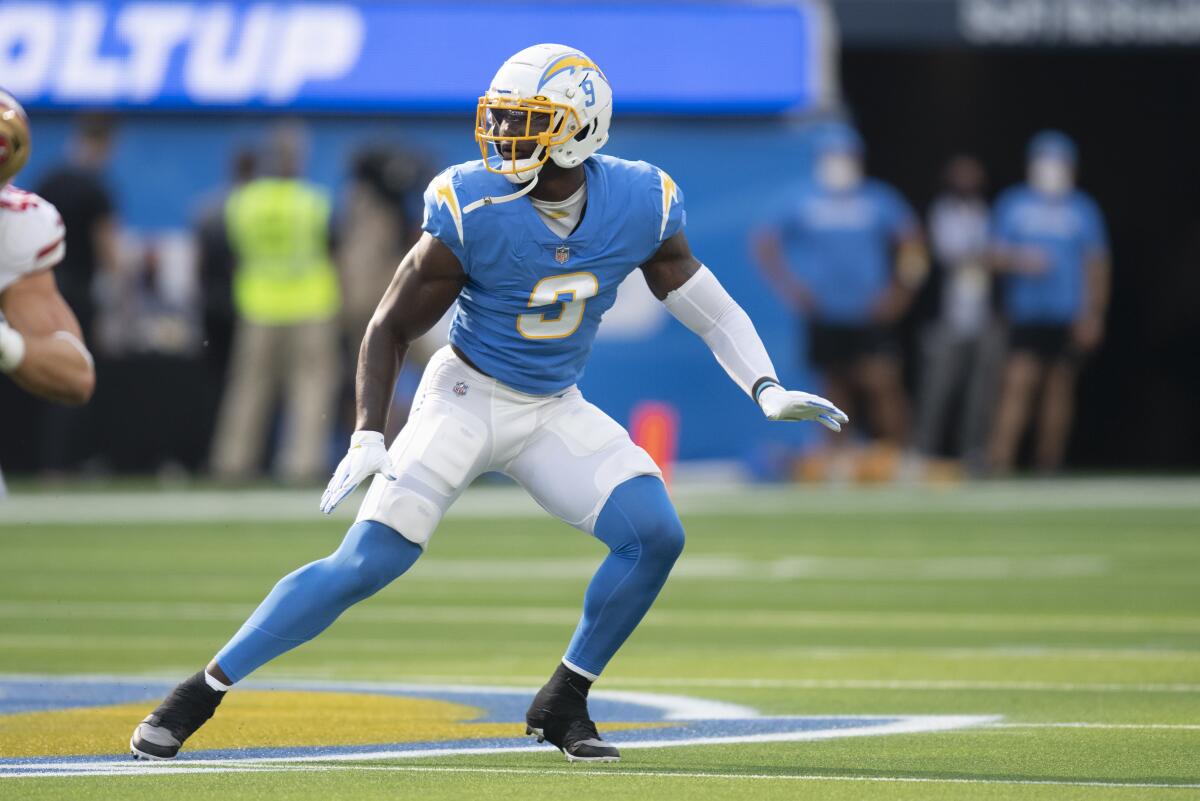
[0,184,65,296]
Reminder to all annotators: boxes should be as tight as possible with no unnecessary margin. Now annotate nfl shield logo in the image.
[453,381,468,397]
[554,246,570,264]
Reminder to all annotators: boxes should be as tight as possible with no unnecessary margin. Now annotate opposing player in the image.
[131,45,847,763]
[0,90,96,495]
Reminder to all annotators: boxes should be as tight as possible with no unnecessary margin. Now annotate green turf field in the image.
[1,479,1198,799]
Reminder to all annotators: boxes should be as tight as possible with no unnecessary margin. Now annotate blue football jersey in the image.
[422,154,685,395]
[991,186,1109,324]
[776,179,917,324]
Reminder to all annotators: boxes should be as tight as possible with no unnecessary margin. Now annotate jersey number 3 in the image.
[517,272,599,340]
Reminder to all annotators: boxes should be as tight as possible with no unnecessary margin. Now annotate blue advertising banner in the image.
[1,1,832,114]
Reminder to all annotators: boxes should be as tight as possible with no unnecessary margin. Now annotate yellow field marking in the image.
[0,690,662,758]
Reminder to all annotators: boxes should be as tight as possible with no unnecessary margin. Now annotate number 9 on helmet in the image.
[475,44,613,184]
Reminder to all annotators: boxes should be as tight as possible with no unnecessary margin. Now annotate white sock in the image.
[204,670,231,692]
[561,658,599,683]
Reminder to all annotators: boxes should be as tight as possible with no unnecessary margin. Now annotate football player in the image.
[0,90,96,496]
[131,44,847,764]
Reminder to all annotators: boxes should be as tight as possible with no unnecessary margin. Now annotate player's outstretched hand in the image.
[758,385,850,432]
[319,430,398,515]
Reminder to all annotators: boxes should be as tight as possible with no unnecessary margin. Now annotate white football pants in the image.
[356,346,661,546]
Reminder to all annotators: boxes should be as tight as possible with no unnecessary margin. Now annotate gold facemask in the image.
[474,95,582,176]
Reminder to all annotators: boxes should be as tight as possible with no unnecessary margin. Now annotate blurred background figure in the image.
[755,123,927,464]
[914,155,1003,475]
[193,148,257,450]
[210,123,341,483]
[987,131,1110,474]
[33,114,119,474]
[335,147,436,440]
[338,146,424,349]
[33,114,119,343]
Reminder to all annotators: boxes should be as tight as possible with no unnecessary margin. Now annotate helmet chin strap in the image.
[463,171,539,214]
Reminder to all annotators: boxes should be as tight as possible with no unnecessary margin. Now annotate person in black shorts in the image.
[987,132,1111,473]
[1007,324,1083,366]
[808,322,897,374]
[755,123,927,447]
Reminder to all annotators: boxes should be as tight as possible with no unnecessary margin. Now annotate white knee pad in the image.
[357,403,490,547]
[404,408,489,495]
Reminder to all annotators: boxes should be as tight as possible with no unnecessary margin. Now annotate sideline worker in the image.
[211,124,341,483]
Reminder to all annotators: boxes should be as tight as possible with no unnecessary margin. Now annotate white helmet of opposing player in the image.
[476,44,613,184]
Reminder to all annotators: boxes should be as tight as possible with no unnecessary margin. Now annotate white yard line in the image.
[991,722,1200,731]
[2,600,1197,635]
[4,671,1199,695]
[6,762,1200,789]
[3,477,1199,525]
[596,677,1200,694]
[0,555,1117,584]
[0,628,1190,666]
[288,675,1200,694]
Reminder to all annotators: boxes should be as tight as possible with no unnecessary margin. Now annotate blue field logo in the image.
[0,676,995,778]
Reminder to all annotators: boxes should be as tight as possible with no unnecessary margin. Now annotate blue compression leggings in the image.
[214,521,422,683]
[213,476,683,684]
[563,475,686,678]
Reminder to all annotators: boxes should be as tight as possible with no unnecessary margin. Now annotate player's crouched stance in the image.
[131,44,847,764]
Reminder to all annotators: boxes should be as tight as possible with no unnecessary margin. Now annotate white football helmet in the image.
[476,44,613,184]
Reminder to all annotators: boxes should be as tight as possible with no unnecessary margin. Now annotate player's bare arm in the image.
[318,233,465,515]
[0,269,95,406]
[642,230,848,430]
[640,228,701,299]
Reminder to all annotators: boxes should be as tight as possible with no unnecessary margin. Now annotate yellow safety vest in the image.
[225,178,340,325]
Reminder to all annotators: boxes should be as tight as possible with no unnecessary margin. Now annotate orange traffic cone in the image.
[630,401,679,491]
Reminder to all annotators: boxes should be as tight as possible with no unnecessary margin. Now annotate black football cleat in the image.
[526,664,620,763]
[130,671,225,760]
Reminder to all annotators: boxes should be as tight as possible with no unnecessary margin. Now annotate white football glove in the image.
[319,430,398,515]
[758,384,849,432]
